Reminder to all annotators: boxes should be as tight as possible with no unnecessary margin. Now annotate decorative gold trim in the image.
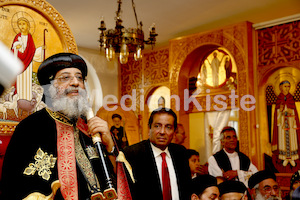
[73,127,100,190]
[117,151,135,183]
[23,148,57,181]
[46,108,72,126]
[169,22,253,156]
[23,180,61,200]
[0,121,18,136]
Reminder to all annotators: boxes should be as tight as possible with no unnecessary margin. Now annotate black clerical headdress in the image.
[37,53,87,85]
[291,170,300,189]
[218,180,247,196]
[191,174,218,196]
[248,170,276,189]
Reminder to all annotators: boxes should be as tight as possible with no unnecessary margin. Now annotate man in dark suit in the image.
[122,108,191,200]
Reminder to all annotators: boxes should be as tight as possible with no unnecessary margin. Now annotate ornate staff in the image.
[43,29,48,60]
[86,108,117,200]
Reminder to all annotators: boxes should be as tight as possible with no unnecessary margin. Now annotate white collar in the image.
[150,142,171,158]
[224,149,238,158]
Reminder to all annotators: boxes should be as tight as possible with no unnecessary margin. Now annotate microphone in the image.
[0,41,23,95]
[86,108,103,144]
[86,108,117,200]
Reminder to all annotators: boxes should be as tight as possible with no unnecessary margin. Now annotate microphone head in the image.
[0,41,23,93]
[86,107,94,120]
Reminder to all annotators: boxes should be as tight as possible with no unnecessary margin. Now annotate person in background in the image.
[158,96,166,108]
[190,174,219,200]
[285,170,300,200]
[208,126,258,187]
[292,187,300,200]
[0,53,116,200]
[218,180,249,200]
[122,108,192,200]
[172,123,187,145]
[291,171,300,192]
[248,170,281,200]
[187,149,208,178]
[110,113,128,150]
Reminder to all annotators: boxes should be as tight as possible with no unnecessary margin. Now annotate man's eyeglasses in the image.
[261,185,280,193]
[55,74,85,83]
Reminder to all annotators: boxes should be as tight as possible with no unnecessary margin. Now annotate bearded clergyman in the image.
[0,53,116,200]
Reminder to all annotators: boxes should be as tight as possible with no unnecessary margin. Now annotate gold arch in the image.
[169,22,253,157]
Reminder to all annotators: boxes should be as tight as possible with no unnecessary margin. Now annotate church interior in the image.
[0,0,300,196]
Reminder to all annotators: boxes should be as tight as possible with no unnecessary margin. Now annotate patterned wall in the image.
[258,21,300,66]
[257,20,300,173]
[144,49,169,87]
[265,85,277,105]
[120,48,170,113]
[120,58,143,98]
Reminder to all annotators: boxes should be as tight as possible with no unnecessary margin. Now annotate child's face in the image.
[189,155,200,174]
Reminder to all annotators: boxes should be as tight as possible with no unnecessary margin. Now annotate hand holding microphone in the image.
[86,108,114,152]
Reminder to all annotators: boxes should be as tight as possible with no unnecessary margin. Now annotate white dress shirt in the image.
[208,149,258,187]
[150,143,179,200]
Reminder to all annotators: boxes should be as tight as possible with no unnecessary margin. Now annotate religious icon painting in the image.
[196,47,237,94]
[0,0,77,134]
[265,67,300,173]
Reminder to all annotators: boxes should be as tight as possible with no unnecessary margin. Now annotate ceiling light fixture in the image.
[98,0,158,64]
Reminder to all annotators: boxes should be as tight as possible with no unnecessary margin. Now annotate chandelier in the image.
[98,0,158,64]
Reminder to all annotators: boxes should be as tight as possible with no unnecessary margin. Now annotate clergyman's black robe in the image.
[0,108,114,200]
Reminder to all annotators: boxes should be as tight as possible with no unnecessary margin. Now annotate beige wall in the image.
[78,47,119,111]
[189,112,206,164]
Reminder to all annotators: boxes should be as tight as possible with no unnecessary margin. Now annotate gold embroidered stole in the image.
[73,126,100,192]
[48,108,100,199]
[56,120,78,200]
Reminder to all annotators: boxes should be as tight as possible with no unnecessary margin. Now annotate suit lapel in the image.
[144,141,164,198]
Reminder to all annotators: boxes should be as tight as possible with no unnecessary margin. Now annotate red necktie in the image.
[161,152,172,200]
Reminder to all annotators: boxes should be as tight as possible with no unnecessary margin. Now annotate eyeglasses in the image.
[55,74,85,83]
[261,185,279,193]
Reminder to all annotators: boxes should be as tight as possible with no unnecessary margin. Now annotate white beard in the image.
[254,189,281,200]
[49,84,90,119]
